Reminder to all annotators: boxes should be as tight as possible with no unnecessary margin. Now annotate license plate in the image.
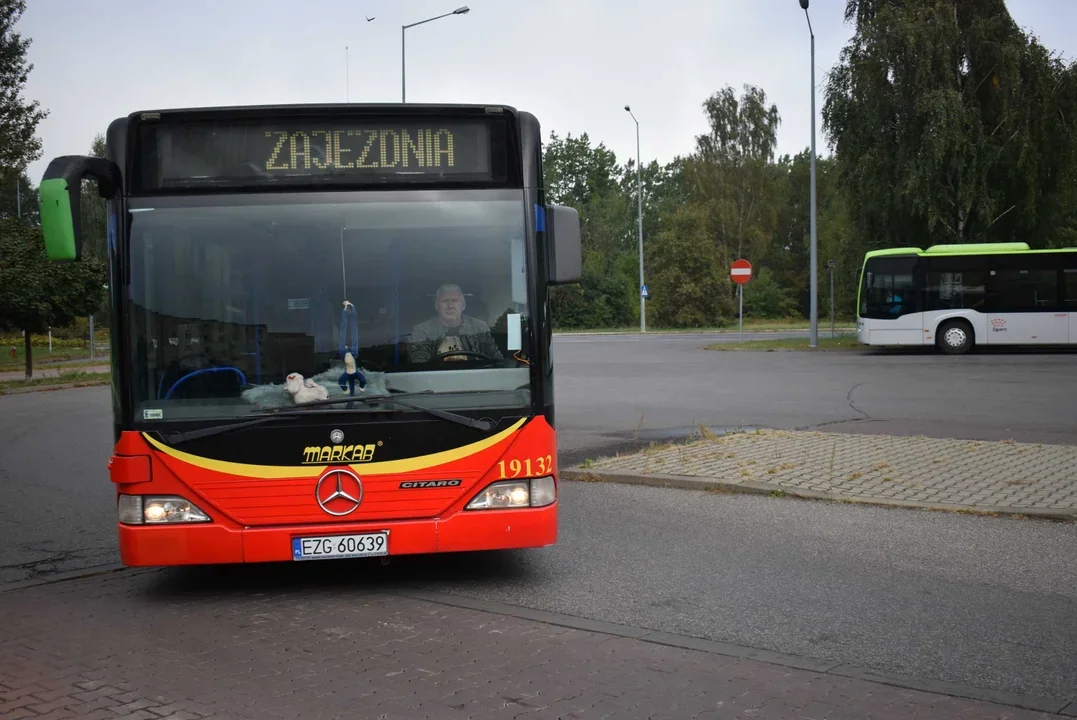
[291,532,388,561]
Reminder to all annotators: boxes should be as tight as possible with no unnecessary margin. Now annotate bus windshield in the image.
[859,255,918,319]
[127,189,532,422]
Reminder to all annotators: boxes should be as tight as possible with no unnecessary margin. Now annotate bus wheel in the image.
[937,320,973,355]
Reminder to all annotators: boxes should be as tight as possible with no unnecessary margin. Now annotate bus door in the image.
[985,261,1067,345]
[861,256,923,345]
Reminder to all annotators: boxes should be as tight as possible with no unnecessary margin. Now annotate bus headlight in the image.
[466,477,557,510]
[118,495,211,524]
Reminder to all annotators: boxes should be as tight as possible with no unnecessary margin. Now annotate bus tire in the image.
[937,320,973,355]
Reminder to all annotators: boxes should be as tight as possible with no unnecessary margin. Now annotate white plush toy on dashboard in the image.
[285,373,329,404]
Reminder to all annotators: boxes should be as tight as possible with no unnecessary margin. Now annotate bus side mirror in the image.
[545,204,581,285]
[38,155,122,262]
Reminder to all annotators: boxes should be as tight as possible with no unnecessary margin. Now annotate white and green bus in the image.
[856,242,1077,354]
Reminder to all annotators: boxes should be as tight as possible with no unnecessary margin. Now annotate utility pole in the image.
[801,0,819,348]
[625,105,645,332]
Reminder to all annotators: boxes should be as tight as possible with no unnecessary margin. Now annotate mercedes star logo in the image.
[330,429,344,444]
[315,469,364,516]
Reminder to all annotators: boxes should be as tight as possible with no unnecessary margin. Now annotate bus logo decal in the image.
[303,443,379,464]
[399,480,462,489]
[315,469,363,516]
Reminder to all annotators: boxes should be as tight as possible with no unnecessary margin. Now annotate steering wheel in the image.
[161,366,247,400]
[431,350,497,364]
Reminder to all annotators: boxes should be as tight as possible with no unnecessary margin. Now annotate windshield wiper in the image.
[266,392,494,432]
[158,391,496,446]
[160,414,302,445]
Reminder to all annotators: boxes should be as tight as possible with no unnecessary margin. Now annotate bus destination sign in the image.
[138,115,501,190]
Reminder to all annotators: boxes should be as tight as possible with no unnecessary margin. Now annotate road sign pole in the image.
[730,259,752,338]
[738,284,743,339]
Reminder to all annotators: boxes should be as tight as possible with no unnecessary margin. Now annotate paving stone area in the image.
[574,430,1077,516]
[0,568,1065,719]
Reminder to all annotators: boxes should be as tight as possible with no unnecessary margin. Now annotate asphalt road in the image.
[553,332,1077,464]
[148,479,1077,701]
[384,482,1073,701]
[1,335,1075,700]
[0,386,116,584]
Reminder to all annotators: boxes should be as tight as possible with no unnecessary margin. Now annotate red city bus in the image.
[38,103,581,566]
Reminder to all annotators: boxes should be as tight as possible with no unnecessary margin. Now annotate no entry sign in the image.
[730,259,752,285]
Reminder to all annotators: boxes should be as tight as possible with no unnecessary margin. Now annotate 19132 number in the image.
[497,455,553,479]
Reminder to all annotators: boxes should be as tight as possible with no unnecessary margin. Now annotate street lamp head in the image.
[453,6,470,14]
[624,105,631,111]
[799,0,809,8]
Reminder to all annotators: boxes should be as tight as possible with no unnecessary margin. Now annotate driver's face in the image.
[436,291,464,326]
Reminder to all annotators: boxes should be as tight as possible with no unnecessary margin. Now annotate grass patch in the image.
[0,369,112,395]
[0,344,109,373]
[0,356,109,374]
[705,335,862,352]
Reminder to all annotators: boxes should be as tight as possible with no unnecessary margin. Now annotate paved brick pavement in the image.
[0,567,1071,719]
[565,430,1077,519]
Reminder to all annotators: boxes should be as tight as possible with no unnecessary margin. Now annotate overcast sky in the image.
[17,0,1077,185]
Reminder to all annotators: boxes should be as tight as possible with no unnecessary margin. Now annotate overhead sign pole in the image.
[730,259,752,339]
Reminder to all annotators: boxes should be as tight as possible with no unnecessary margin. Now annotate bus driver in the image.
[407,284,503,363]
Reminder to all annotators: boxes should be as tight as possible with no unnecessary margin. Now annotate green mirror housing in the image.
[38,155,122,262]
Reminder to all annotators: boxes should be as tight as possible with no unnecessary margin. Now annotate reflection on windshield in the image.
[127,192,532,422]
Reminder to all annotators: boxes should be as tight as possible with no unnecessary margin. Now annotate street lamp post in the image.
[625,105,645,333]
[801,0,818,348]
[827,259,835,338]
[401,6,470,102]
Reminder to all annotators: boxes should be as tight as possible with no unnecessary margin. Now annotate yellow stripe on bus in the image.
[141,418,527,479]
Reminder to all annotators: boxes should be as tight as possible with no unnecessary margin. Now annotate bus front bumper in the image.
[116,503,557,566]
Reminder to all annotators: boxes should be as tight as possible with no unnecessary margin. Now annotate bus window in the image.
[988,267,1060,312]
[1064,269,1077,309]
[860,256,918,319]
[925,271,986,311]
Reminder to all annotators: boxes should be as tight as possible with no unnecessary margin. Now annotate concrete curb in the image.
[403,588,1075,715]
[561,468,1077,523]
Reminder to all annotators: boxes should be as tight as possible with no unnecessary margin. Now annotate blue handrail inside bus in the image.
[162,367,247,400]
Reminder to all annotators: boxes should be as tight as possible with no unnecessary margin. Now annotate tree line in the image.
[0,0,106,377]
[543,0,1077,329]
